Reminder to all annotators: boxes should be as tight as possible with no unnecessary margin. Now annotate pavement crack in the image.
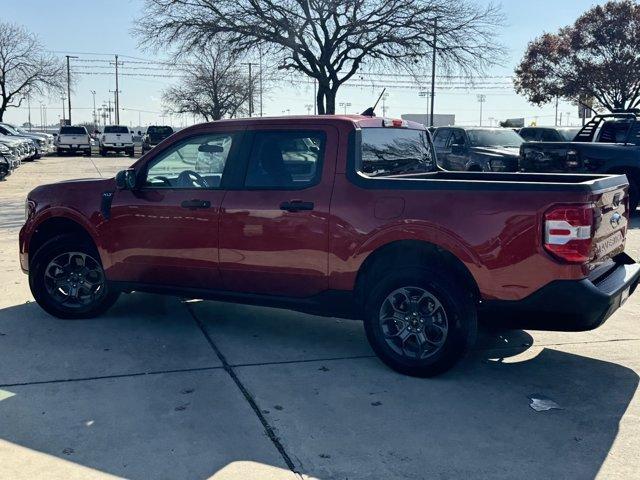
[231,354,376,369]
[186,303,301,478]
[0,365,223,388]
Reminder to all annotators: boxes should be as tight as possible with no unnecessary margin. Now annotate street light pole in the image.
[90,90,97,129]
[65,55,78,124]
[61,95,66,124]
[477,94,486,126]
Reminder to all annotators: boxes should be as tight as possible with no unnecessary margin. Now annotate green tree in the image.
[515,0,640,112]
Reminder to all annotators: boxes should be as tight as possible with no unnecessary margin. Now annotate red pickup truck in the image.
[19,115,640,376]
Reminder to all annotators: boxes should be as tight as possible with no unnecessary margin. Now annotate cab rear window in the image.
[60,127,87,135]
[359,128,436,177]
[104,126,129,134]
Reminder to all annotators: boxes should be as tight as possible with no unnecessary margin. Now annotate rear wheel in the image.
[29,235,119,319]
[363,267,477,377]
[127,147,135,157]
[99,148,107,157]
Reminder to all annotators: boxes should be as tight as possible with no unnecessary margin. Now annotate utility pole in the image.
[39,103,44,131]
[107,99,112,124]
[90,90,97,129]
[65,55,77,124]
[477,94,486,126]
[555,96,559,126]
[114,55,120,124]
[305,104,313,115]
[429,18,438,127]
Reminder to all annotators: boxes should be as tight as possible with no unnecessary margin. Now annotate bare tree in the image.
[0,23,63,121]
[515,0,640,112]
[162,46,259,121]
[135,0,504,114]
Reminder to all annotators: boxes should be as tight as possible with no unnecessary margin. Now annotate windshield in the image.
[466,129,523,148]
[104,126,129,134]
[60,126,87,135]
[360,128,436,177]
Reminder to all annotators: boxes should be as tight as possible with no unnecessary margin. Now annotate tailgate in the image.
[520,143,579,172]
[591,184,628,265]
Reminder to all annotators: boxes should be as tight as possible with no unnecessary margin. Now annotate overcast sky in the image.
[2,0,608,128]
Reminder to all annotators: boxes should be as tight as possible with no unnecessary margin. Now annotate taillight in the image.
[544,204,594,263]
[565,149,579,168]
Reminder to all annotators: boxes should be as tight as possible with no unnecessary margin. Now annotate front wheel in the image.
[363,267,477,377]
[29,235,120,319]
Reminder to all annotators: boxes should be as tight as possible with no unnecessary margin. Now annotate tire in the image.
[84,149,92,157]
[56,148,64,156]
[127,147,135,157]
[29,234,120,319]
[99,148,107,157]
[363,266,477,377]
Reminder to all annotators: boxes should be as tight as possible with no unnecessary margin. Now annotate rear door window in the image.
[244,131,325,189]
[360,128,436,176]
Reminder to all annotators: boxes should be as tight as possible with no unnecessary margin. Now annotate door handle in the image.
[181,199,211,209]
[280,200,314,212]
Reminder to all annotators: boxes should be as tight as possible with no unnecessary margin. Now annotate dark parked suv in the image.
[142,125,174,153]
[432,127,521,172]
[520,111,640,212]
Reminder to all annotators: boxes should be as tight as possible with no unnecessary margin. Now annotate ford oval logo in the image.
[610,212,622,228]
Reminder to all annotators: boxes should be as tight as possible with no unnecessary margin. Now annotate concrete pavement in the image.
[0,155,638,479]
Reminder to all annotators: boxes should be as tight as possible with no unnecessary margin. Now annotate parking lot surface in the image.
[1,155,639,479]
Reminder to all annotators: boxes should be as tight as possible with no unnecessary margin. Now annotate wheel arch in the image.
[29,216,99,264]
[354,239,480,308]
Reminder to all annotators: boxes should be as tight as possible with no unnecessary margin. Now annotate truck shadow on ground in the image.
[0,294,637,479]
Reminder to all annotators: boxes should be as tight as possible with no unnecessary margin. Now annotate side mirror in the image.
[115,169,137,190]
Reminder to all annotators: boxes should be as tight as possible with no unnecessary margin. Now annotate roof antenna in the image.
[361,88,386,117]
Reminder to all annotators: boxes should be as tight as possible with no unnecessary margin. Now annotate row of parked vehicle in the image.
[0,123,55,180]
[430,110,640,211]
[54,124,175,157]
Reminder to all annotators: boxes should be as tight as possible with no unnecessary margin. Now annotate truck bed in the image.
[358,170,627,193]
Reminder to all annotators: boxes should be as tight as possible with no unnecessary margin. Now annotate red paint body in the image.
[19,116,630,308]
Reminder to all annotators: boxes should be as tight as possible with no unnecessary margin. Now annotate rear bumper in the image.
[480,253,640,331]
[57,144,90,149]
